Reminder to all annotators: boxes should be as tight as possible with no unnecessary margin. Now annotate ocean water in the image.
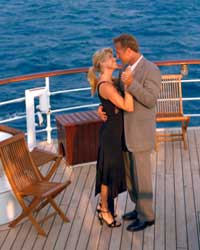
[0,0,200,136]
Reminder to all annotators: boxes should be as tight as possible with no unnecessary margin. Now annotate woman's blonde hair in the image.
[87,47,113,95]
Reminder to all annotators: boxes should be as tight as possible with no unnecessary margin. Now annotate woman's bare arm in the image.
[99,83,134,112]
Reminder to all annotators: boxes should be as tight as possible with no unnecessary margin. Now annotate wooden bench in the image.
[56,110,102,165]
[155,74,190,151]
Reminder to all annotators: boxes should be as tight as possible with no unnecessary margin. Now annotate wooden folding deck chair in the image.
[30,147,62,181]
[155,74,190,151]
[0,133,71,236]
[0,125,62,180]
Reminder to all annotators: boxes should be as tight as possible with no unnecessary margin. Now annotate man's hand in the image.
[121,66,134,86]
[97,105,107,122]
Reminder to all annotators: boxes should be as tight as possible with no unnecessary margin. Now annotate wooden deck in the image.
[0,127,200,250]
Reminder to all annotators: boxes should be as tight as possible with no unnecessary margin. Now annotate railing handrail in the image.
[154,59,200,66]
[1,59,200,85]
[0,67,89,85]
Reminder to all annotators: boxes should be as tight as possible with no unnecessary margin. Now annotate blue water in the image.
[0,0,200,137]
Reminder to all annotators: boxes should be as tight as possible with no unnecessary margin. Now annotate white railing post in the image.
[25,82,51,150]
[45,77,52,144]
[25,89,36,150]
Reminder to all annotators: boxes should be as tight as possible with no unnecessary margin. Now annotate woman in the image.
[87,48,134,227]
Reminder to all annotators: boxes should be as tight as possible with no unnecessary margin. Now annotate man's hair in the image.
[113,34,139,53]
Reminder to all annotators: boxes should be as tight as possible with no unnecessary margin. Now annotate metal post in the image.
[25,90,36,150]
[45,77,52,144]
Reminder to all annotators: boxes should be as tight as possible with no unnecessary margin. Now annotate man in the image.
[98,34,161,232]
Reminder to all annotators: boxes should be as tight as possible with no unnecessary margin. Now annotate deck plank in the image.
[165,141,176,250]
[173,139,188,249]
[1,128,200,249]
[183,130,199,250]
[42,166,81,250]
[0,227,21,250]
[32,163,73,250]
[64,164,96,250]
[193,129,200,241]
[0,231,9,249]
[120,195,134,250]
[54,165,91,250]
[109,192,127,250]
[143,149,157,250]
[76,182,98,250]
[21,162,68,250]
[154,141,165,250]
[86,203,102,250]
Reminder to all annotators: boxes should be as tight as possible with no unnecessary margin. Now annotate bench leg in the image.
[182,121,188,150]
[155,133,159,152]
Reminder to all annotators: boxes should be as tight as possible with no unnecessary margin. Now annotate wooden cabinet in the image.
[56,110,102,165]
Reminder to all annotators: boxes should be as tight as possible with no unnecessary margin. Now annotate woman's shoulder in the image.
[97,81,114,92]
[98,81,116,100]
[98,80,110,87]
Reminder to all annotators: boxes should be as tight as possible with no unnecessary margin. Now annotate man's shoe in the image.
[127,219,155,232]
[122,210,138,221]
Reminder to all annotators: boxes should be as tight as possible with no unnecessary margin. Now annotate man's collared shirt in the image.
[129,55,143,72]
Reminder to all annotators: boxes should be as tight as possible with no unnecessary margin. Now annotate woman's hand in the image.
[97,105,107,122]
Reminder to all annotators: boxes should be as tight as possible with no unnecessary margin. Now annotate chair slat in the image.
[0,125,62,181]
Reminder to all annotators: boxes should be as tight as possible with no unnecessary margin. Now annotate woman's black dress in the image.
[95,81,126,199]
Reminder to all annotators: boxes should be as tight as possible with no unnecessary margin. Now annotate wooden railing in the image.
[1,59,200,85]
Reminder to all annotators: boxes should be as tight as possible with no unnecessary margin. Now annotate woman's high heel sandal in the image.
[98,209,121,228]
[96,203,101,214]
[96,202,117,218]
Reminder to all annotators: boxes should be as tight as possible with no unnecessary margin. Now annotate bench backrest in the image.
[156,74,183,118]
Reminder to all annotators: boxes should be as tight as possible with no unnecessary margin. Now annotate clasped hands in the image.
[121,66,134,87]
